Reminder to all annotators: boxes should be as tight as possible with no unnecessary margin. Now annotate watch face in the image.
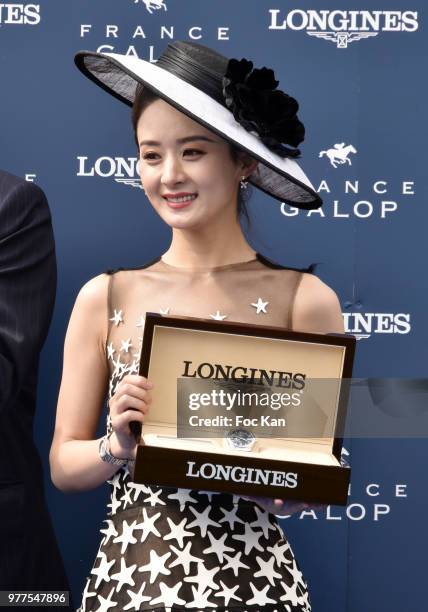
[226,428,256,451]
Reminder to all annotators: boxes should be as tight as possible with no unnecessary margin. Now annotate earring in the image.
[240,176,248,190]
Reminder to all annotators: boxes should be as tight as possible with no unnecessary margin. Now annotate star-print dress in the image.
[78,253,313,612]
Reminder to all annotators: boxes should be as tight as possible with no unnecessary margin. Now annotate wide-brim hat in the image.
[74,41,322,209]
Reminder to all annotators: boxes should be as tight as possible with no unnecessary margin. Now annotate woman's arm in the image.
[49,274,120,492]
[50,274,152,493]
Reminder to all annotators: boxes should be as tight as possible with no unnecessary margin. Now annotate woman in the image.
[50,41,344,611]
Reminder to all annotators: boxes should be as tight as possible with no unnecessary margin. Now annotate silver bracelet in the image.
[98,432,130,467]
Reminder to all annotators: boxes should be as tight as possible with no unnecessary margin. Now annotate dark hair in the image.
[131,85,252,224]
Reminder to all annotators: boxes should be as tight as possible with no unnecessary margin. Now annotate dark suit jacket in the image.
[0,170,70,599]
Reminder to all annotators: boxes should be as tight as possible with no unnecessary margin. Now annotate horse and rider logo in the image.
[134,0,167,14]
[319,143,357,168]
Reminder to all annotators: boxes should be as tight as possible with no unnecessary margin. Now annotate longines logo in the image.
[0,3,40,25]
[186,461,299,489]
[269,8,418,48]
[77,155,142,189]
[181,360,306,390]
[344,312,411,340]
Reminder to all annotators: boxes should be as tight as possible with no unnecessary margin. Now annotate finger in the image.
[116,382,152,404]
[112,409,145,433]
[112,395,150,416]
[121,374,153,389]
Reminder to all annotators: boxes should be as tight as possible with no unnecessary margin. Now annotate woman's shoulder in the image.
[71,273,112,328]
[76,272,110,304]
[292,272,344,334]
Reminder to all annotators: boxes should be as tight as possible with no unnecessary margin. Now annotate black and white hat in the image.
[75,41,322,209]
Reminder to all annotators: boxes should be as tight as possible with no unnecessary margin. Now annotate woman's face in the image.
[136,98,248,230]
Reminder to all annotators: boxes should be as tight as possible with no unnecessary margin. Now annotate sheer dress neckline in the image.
[158,252,260,272]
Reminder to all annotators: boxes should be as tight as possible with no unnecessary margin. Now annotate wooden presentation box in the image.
[134,312,356,505]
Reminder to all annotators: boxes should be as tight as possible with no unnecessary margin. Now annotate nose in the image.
[161,153,186,187]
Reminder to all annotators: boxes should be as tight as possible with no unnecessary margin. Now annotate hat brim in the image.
[75,51,322,209]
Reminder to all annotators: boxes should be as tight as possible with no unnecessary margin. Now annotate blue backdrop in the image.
[1,1,426,610]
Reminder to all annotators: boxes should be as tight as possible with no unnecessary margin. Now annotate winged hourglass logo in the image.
[307,31,377,48]
[134,0,167,14]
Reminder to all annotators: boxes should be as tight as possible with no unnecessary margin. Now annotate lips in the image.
[163,193,198,208]
[163,192,196,198]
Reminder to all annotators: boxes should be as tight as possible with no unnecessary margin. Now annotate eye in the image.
[183,148,204,157]
[141,152,160,161]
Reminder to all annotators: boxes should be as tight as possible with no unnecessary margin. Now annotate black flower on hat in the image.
[222,58,305,158]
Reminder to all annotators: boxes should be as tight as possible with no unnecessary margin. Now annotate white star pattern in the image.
[284,557,305,585]
[80,578,96,610]
[214,580,242,606]
[99,520,118,545]
[184,561,220,591]
[209,310,227,320]
[111,355,125,379]
[280,579,303,607]
[150,581,186,608]
[247,582,276,606]
[254,555,282,586]
[136,315,145,328]
[186,505,219,537]
[123,581,151,610]
[232,522,264,555]
[266,540,293,567]
[113,520,138,554]
[167,488,198,511]
[203,531,234,563]
[144,488,166,507]
[128,359,139,374]
[134,508,161,542]
[107,343,115,360]
[218,505,244,529]
[109,309,124,326]
[127,482,151,502]
[106,492,121,515]
[93,586,117,612]
[222,551,250,577]
[90,552,115,589]
[119,487,133,509]
[110,558,137,592]
[138,550,171,583]
[251,297,269,314]
[164,516,193,547]
[106,471,120,491]
[168,541,201,575]
[120,338,132,353]
[186,585,216,608]
[251,505,278,538]
[159,306,170,315]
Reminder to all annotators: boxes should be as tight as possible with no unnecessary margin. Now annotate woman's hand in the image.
[108,374,153,459]
[242,495,325,517]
